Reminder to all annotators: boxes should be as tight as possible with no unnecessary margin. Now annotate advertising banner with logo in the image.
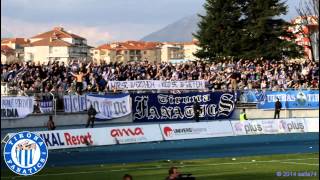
[86,94,131,120]
[257,90,319,109]
[108,80,206,90]
[160,121,234,140]
[106,125,163,144]
[131,92,236,122]
[231,119,284,135]
[278,118,307,133]
[8,128,115,150]
[7,125,163,149]
[160,122,213,140]
[231,118,307,135]
[304,118,319,132]
[63,95,87,113]
[1,96,34,119]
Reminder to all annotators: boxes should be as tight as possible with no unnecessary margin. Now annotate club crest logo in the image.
[3,131,48,176]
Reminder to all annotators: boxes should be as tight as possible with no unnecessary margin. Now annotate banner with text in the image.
[131,92,236,122]
[1,96,34,119]
[63,95,87,113]
[106,125,163,144]
[86,94,131,120]
[7,125,163,149]
[160,121,234,140]
[257,90,319,109]
[231,118,307,135]
[108,80,206,90]
[9,128,114,150]
[39,96,53,113]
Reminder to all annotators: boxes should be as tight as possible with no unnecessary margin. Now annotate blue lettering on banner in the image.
[131,92,236,122]
[257,90,319,109]
[63,95,87,113]
[86,93,131,121]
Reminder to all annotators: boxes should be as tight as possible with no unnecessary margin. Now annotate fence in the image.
[1,89,319,117]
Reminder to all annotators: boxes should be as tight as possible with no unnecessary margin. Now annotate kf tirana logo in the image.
[3,131,48,176]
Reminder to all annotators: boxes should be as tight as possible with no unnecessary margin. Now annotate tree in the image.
[295,0,319,61]
[194,0,303,61]
[193,0,244,61]
[242,0,303,60]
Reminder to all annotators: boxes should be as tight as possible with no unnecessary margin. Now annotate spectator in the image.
[239,109,248,122]
[274,98,282,119]
[86,105,97,128]
[166,167,180,180]
[123,174,133,180]
[1,59,318,94]
[193,100,200,122]
[47,115,56,130]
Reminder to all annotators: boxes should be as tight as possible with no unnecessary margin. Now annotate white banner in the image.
[231,120,278,135]
[304,118,319,132]
[63,95,87,113]
[108,80,206,90]
[231,118,308,135]
[207,121,235,137]
[9,128,114,150]
[106,125,163,144]
[1,96,34,119]
[39,99,53,113]
[278,118,307,133]
[7,125,163,149]
[160,121,234,140]
[86,94,131,120]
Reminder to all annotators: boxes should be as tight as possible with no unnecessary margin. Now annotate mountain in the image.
[141,14,200,42]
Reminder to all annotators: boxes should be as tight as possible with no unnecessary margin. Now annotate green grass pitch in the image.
[1,153,319,180]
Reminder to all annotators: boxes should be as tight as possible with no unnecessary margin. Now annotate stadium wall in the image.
[1,108,319,129]
[5,118,319,150]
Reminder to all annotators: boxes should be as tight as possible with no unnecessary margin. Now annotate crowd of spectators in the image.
[1,59,319,95]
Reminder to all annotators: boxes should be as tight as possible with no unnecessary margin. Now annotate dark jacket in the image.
[88,106,97,118]
[275,101,282,110]
[193,102,200,115]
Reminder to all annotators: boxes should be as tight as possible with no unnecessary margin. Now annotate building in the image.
[160,42,184,62]
[182,40,200,61]
[24,27,91,64]
[1,45,16,64]
[93,41,162,64]
[289,16,319,61]
[1,38,30,61]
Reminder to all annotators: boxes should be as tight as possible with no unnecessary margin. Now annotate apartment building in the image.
[93,41,162,64]
[1,38,30,62]
[182,40,200,61]
[24,27,91,64]
[1,45,16,64]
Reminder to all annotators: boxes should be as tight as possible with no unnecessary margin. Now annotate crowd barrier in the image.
[2,89,319,120]
[6,118,319,150]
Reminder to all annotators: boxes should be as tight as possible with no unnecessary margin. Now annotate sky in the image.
[1,0,300,46]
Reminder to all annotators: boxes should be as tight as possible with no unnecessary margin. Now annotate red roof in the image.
[27,38,73,47]
[1,45,15,55]
[31,27,85,40]
[1,38,30,45]
[96,41,162,50]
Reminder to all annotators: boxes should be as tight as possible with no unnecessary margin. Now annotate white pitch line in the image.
[279,162,319,166]
[1,157,318,179]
